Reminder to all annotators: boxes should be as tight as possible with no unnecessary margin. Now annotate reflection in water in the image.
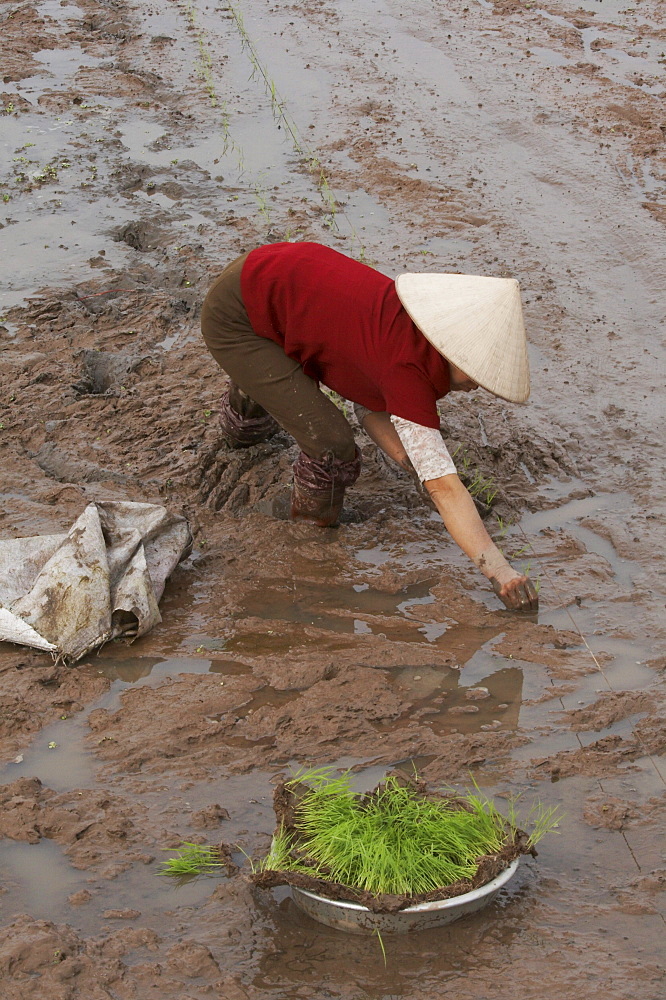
[250,867,535,995]
[230,578,502,654]
[95,656,163,683]
[96,655,249,684]
[381,664,523,737]
[239,578,440,633]
[222,632,352,655]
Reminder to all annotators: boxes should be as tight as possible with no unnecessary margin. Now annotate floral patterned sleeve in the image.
[390,415,457,483]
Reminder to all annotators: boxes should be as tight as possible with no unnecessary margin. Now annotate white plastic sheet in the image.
[0,501,192,664]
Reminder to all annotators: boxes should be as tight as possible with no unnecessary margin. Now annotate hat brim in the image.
[395,272,530,403]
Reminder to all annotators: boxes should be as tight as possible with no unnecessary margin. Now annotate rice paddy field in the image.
[0,0,664,997]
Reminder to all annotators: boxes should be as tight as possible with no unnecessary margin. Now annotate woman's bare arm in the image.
[425,473,538,611]
[357,411,537,611]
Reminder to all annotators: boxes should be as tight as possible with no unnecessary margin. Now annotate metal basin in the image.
[290,858,520,934]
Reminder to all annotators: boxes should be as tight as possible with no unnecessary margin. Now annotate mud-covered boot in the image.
[219,383,279,447]
[290,448,362,527]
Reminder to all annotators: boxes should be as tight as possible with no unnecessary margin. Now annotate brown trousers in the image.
[200,253,357,462]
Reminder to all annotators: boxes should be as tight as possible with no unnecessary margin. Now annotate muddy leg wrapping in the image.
[219,383,279,447]
[291,447,362,527]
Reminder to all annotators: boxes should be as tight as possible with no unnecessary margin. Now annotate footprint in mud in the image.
[32,442,129,485]
[71,349,145,396]
[194,435,290,512]
[113,219,166,252]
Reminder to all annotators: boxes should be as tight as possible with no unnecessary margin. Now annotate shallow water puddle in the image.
[232,577,473,649]
[355,541,443,570]
[380,663,524,737]
[470,491,656,678]
[32,44,99,82]
[240,577,438,623]
[556,651,657,711]
[221,608,502,659]
[2,699,101,790]
[94,654,251,684]
[520,492,638,590]
[0,838,222,930]
[0,769,278,929]
[532,4,665,93]
[0,655,288,791]
[0,839,85,918]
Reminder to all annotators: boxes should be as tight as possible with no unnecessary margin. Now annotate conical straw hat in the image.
[395,273,530,402]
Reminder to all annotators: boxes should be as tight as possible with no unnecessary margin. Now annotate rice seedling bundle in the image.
[253,769,559,909]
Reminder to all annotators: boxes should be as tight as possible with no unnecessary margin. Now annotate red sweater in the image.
[240,242,449,428]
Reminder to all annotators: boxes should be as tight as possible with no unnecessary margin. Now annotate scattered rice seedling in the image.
[176,1,270,220]
[449,447,498,507]
[176,0,370,250]
[224,0,367,257]
[495,514,511,539]
[182,3,217,107]
[157,842,225,878]
[320,387,353,418]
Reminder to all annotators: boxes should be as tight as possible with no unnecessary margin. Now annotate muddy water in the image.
[2,489,664,997]
[1,0,665,996]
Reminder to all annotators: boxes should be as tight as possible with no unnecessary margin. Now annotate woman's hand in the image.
[489,564,539,612]
[424,475,539,613]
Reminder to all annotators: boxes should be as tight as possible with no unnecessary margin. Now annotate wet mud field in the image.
[1,0,665,996]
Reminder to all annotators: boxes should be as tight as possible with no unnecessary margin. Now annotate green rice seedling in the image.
[157,842,225,878]
[462,783,561,851]
[288,763,338,786]
[256,826,313,874]
[484,483,498,504]
[196,44,218,106]
[448,446,498,507]
[504,796,560,849]
[254,184,271,223]
[259,826,293,871]
[271,771,540,897]
[320,388,352,418]
[374,928,387,965]
[525,802,560,847]
[465,472,498,507]
[178,3,274,217]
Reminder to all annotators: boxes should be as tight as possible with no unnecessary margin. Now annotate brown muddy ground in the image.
[1,0,665,996]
